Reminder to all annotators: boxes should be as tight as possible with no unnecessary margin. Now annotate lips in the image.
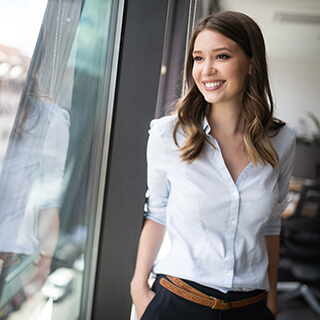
[203,80,225,89]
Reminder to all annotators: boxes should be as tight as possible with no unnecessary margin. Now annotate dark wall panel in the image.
[92,0,168,319]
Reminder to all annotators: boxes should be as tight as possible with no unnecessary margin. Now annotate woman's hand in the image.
[22,254,53,298]
[131,220,166,318]
[131,281,155,319]
[130,220,166,318]
[266,289,278,319]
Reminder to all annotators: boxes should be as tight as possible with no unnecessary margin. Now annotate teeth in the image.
[204,81,224,88]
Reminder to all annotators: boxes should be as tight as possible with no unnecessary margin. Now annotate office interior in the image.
[0,0,319,319]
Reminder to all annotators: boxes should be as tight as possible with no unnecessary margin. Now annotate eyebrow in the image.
[193,47,233,54]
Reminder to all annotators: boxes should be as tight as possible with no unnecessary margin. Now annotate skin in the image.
[192,29,252,112]
[22,207,60,297]
[131,29,279,319]
[265,235,280,318]
[192,30,253,181]
[131,219,166,319]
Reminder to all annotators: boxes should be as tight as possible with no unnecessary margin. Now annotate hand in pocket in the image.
[132,286,156,320]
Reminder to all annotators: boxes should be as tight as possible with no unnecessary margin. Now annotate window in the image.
[0,0,124,318]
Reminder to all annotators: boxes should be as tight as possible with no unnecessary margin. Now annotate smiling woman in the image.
[173,12,284,168]
[131,11,296,320]
[191,29,251,108]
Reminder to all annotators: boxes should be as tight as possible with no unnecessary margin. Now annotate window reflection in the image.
[0,0,118,318]
[0,90,70,310]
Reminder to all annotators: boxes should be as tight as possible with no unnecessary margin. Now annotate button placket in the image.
[212,138,242,287]
[224,186,240,286]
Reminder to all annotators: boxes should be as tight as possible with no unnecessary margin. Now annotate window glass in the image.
[0,0,121,319]
[0,0,47,164]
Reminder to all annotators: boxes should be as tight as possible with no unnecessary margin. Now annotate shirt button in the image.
[227,272,232,277]
[231,220,236,225]
[233,191,238,196]
[228,244,232,249]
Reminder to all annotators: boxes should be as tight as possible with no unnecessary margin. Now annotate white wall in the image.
[269,57,320,137]
[220,0,320,139]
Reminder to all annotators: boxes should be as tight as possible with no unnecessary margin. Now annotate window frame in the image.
[91,0,168,319]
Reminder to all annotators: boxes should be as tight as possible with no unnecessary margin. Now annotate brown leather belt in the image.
[159,275,266,311]
[0,253,21,268]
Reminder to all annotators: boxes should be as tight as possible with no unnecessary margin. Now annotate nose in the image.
[202,60,217,76]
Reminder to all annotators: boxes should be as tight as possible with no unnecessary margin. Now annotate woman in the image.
[0,79,70,306]
[131,11,295,320]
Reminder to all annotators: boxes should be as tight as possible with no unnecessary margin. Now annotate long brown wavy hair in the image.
[173,11,285,167]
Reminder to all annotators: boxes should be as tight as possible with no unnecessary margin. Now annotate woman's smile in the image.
[203,80,225,90]
[192,29,252,106]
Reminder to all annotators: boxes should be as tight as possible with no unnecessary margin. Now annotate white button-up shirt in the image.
[146,115,295,292]
[0,97,70,254]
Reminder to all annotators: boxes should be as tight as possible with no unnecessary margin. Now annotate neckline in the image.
[235,161,253,186]
[211,137,253,186]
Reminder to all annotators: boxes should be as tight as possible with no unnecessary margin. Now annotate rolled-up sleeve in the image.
[145,120,170,226]
[264,128,296,235]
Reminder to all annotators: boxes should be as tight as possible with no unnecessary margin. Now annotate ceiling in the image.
[220,0,320,59]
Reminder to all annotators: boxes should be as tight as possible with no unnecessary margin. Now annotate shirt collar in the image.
[203,117,211,135]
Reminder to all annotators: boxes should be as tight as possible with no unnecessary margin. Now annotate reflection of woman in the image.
[0,89,70,300]
[131,11,295,320]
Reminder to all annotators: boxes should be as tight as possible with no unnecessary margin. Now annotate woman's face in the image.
[192,29,252,107]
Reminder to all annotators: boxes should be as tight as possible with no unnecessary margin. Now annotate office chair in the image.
[278,184,320,317]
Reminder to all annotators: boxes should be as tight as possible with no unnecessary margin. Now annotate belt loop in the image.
[210,297,218,309]
[222,300,231,311]
[212,298,230,311]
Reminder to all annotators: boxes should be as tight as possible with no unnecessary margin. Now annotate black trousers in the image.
[141,275,275,320]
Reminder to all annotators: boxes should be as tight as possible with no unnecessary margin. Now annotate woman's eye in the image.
[217,54,229,60]
[193,56,203,62]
